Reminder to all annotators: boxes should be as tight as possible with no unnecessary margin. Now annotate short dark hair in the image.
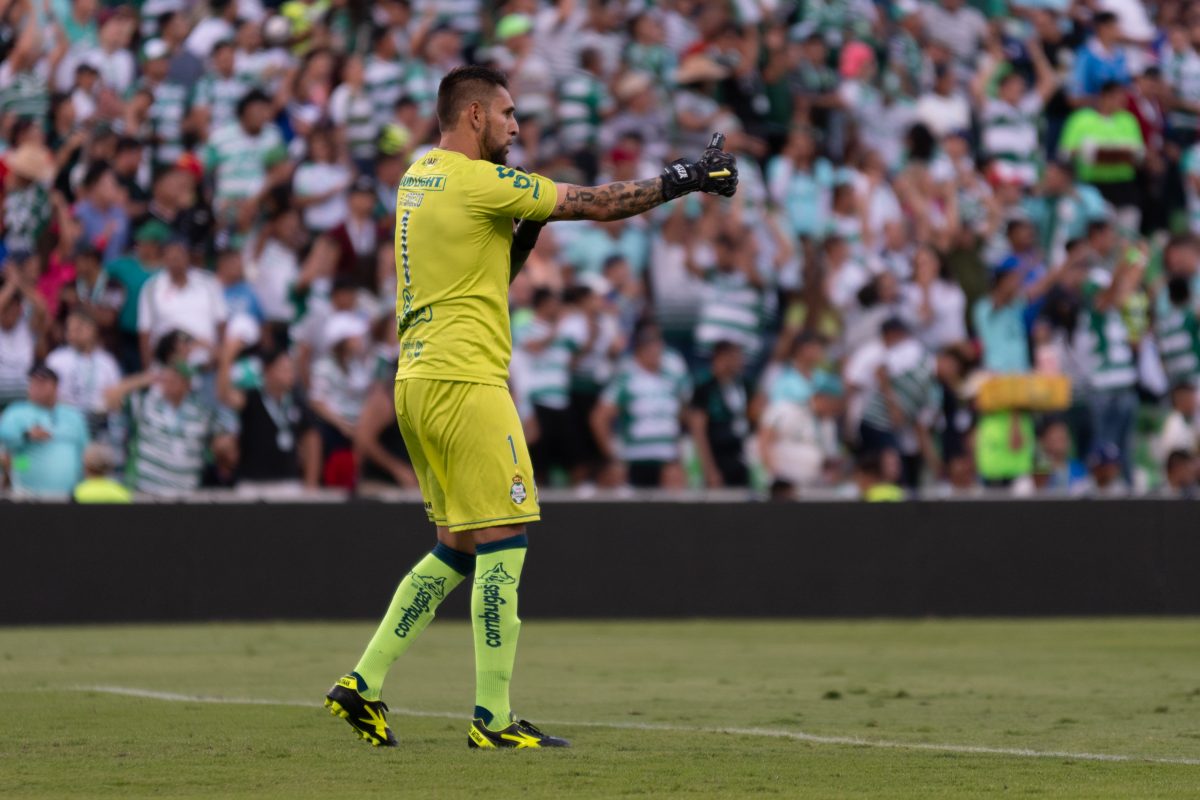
[1006,218,1032,236]
[261,347,291,370]
[881,317,909,338]
[822,234,845,252]
[236,88,271,120]
[73,243,102,262]
[633,325,663,350]
[580,47,602,71]
[855,451,884,478]
[562,285,592,305]
[601,255,627,272]
[1167,449,1193,472]
[710,340,742,360]
[82,162,111,189]
[1035,414,1068,438]
[436,65,509,131]
[371,26,394,49]
[531,287,557,309]
[1169,275,1192,306]
[66,306,97,326]
[1094,11,1118,27]
[937,345,970,377]
[790,332,825,358]
[154,329,192,366]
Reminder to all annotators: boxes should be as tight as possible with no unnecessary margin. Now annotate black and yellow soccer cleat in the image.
[467,717,570,749]
[324,674,398,747]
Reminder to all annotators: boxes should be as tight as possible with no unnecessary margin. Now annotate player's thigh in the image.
[394,379,448,525]
[441,383,541,533]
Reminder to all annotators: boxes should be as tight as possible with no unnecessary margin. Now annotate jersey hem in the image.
[395,373,509,388]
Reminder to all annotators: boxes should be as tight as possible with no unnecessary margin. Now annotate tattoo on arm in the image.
[550,178,665,222]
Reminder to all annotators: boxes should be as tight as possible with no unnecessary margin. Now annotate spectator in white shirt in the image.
[186,0,239,58]
[759,372,844,488]
[45,309,121,431]
[309,312,373,454]
[292,126,352,233]
[901,244,968,350]
[243,203,303,326]
[921,0,987,68]
[1154,381,1199,466]
[137,238,228,366]
[916,65,972,138]
[78,14,136,95]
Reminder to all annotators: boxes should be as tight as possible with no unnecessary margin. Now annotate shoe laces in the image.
[516,719,544,736]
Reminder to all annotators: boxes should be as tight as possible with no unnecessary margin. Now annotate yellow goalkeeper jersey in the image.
[393,148,558,387]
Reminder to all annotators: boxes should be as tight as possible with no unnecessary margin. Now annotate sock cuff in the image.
[432,542,476,575]
[475,533,528,555]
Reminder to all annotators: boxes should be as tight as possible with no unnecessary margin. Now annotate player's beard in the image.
[480,120,510,166]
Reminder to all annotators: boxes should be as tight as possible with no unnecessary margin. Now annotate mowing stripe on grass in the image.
[70,685,1200,767]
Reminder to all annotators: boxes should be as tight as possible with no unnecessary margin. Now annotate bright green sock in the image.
[351,543,474,701]
[471,534,527,728]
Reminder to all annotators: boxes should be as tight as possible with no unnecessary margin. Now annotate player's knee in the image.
[471,524,527,548]
[437,526,475,554]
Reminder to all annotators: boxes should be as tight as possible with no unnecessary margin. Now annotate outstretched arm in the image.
[548,178,666,222]
[547,132,738,223]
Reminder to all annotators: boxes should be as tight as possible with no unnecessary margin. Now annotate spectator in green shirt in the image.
[1058,81,1144,234]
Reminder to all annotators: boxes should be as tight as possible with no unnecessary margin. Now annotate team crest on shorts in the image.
[510,475,527,504]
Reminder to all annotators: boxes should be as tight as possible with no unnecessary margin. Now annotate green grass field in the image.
[3,619,1199,798]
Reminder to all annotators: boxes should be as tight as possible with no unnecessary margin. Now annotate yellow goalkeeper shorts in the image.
[394,378,540,532]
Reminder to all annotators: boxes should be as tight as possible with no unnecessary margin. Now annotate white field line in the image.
[70,685,1200,767]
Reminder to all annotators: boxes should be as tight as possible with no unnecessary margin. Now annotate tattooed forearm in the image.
[549,178,666,222]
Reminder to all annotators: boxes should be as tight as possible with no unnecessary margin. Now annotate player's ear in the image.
[467,101,483,133]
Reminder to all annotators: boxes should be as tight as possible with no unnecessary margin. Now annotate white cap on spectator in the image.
[142,38,169,61]
[79,50,106,71]
[226,313,262,347]
[578,274,611,297]
[324,312,369,346]
[263,15,291,46]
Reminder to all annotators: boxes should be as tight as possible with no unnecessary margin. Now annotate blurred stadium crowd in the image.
[2,0,1200,501]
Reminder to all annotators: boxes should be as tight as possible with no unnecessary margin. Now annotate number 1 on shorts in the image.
[507,434,517,465]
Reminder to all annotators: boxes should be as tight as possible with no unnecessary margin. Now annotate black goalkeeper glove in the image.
[659,132,739,201]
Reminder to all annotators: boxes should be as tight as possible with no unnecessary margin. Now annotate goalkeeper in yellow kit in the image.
[325,65,738,749]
